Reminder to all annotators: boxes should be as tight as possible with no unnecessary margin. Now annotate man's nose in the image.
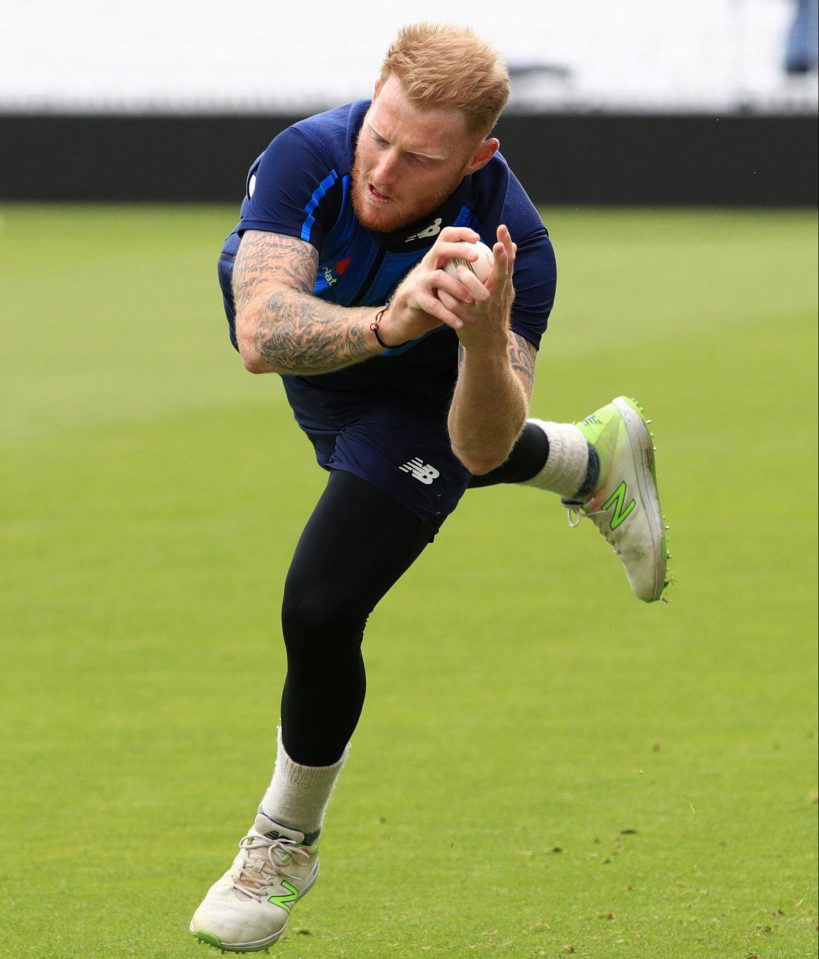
[372,148,399,185]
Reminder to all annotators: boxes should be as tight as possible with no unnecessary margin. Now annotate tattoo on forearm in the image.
[233,231,372,374]
[256,292,370,373]
[508,333,537,394]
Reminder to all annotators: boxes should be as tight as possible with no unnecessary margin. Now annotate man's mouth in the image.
[367,184,392,203]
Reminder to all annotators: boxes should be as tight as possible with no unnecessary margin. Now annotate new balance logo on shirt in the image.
[399,458,440,485]
[405,218,443,242]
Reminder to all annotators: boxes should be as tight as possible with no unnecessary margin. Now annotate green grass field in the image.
[1,205,816,959]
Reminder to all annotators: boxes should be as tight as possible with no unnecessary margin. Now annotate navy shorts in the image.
[294,393,473,529]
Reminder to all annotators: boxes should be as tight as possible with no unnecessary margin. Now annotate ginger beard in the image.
[350,149,465,235]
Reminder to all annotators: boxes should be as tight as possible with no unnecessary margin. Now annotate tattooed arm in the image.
[233,230,386,375]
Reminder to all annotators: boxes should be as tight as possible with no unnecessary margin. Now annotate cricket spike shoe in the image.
[564,396,669,603]
[190,812,320,952]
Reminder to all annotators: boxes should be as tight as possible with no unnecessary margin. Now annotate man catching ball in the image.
[190,22,668,952]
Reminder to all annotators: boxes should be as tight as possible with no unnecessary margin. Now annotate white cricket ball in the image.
[444,240,494,283]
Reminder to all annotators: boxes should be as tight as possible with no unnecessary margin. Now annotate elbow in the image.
[455,449,508,477]
[236,314,274,374]
[240,346,268,374]
[464,458,504,477]
[452,424,525,476]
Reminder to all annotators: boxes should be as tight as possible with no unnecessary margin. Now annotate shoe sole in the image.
[190,865,320,953]
[191,927,286,952]
[613,396,667,602]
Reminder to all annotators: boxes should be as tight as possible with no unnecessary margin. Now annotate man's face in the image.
[352,74,494,234]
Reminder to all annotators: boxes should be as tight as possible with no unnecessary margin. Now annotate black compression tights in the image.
[280,424,549,766]
[280,470,435,765]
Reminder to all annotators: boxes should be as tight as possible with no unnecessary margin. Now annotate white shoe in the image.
[564,396,669,602]
[190,812,320,952]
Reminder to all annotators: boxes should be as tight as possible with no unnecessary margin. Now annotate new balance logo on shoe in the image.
[399,458,440,485]
[268,880,301,914]
[602,480,637,530]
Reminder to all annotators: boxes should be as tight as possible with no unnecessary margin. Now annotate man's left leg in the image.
[471,396,669,603]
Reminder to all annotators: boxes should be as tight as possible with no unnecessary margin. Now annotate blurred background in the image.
[1,0,817,205]
[2,7,817,957]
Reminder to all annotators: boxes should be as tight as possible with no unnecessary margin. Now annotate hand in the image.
[438,224,517,354]
[375,226,493,346]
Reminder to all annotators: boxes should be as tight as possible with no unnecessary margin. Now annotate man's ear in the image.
[465,138,500,175]
[372,79,382,100]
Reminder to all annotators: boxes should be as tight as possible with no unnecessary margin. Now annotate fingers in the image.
[413,287,467,330]
[483,224,516,293]
[444,265,492,303]
[495,223,516,256]
[439,225,481,245]
[436,225,516,312]
[438,288,462,315]
[391,225,516,336]
[427,240,483,270]
[426,225,516,282]
[423,226,481,270]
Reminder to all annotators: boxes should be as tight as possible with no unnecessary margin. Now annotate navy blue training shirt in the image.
[218,100,557,426]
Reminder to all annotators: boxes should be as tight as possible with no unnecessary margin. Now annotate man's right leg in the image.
[190,469,436,952]
[279,468,436,767]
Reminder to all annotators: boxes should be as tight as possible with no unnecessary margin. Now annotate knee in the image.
[281,579,367,658]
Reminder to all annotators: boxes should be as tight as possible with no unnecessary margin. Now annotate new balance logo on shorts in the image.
[399,458,440,485]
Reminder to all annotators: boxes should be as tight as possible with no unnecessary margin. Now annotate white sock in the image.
[260,729,349,837]
[521,419,589,498]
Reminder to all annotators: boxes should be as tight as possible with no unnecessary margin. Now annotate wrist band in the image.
[370,307,393,349]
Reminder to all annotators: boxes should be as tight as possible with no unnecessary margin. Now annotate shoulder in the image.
[471,154,554,271]
[239,101,369,246]
[472,152,546,236]
[466,155,556,348]
[270,100,370,169]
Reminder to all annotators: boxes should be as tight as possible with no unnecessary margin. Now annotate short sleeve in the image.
[238,125,343,251]
[509,227,557,350]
